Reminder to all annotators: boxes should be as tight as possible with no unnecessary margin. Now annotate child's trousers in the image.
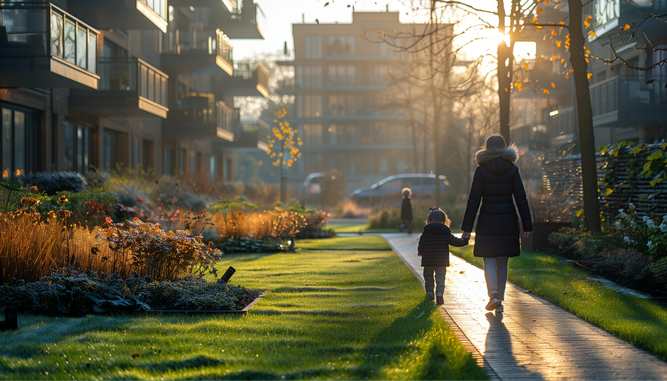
[423,267,446,297]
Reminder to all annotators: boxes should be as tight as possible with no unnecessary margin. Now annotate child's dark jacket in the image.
[417,223,469,267]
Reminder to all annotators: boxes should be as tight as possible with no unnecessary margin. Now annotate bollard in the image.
[220,266,236,283]
[0,308,18,332]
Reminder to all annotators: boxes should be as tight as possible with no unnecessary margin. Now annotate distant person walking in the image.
[461,135,532,312]
[400,187,413,234]
[418,207,469,305]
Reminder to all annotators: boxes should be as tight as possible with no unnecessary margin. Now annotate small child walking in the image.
[400,187,413,234]
[418,207,469,305]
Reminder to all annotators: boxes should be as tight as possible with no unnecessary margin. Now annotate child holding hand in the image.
[418,207,469,305]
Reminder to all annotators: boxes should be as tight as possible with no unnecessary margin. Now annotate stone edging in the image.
[146,290,265,314]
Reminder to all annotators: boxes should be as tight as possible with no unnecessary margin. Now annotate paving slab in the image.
[382,233,667,381]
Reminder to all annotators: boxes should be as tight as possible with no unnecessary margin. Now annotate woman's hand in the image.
[462,231,471,239]
[523,231,531,238]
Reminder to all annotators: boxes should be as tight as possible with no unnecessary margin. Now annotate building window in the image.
[327,124,357,145]
[142,139,154,169]
[132,137,140,169]
[210,155,218,181]
[304,36,322,58]
[302,124,323,146]
[163,147,172,175]
[102,130,125,170]
[373,123,406,144]
[327,36,355,56]
[328,95,356,116]
[64,124,92,174]
[296,66,323,89]
[297,95,323,118]
[327,65,356,86]
[372,65,388,84]
[1,107,39,177]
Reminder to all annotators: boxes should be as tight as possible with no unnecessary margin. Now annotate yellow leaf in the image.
[556,40,562,47]
[560,58,565,64]
[623,24,631,31]
[586,50,590,54]
[543,89,550,94]
[504,87,508,92]
[576,209,584,217]
[586,15,593,21]
[537,7,542,14]
[587,73,592,79]
[514,82,523,91]
[605,188,614,196]
[589,30,596,38]
[551,82,555,88]
[538,57,542,61]
[584,20,590,29]
[279,152,283,157]
[522,64,529,70]
[533,17,538,24]
[266,150,271,155]
[273,119,277,123]
[551,55,558,61]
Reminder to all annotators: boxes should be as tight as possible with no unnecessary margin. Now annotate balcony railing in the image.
[138,0,167,19]
[217,101,236,135]
[231,1,266,32]
[0,2,98,73]
[235,61,269,88]
[98,58,168,108]
[163,28,233,67]
[590,76,667,117]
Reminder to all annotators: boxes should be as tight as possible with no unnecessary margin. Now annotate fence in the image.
[541,145,667,225]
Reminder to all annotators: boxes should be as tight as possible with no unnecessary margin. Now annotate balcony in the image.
[0,3,99,89]
[590,0,667,42]
[216,119,270,151]
[213,0,265,39]
[69,59,168,118]
[67,0,168,33]
[169,0,236,12]
[590,75,667,127]
[222,62,269,97]
[163,97,236,142]
[161,29,233,75]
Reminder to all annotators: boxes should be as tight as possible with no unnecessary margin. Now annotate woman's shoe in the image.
[485,294,501,311]
[495,303,504,312]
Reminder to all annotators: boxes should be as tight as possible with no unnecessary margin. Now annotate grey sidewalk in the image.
[382,233,667,381]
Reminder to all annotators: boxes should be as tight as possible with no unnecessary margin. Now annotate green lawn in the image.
[0,238,487,380]
[450,246,667,361]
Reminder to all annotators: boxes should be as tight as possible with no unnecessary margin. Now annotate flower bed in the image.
[1,269,261,316]
[549,203,667,295]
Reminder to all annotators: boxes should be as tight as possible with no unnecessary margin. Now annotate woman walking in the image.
[461,135,532,312]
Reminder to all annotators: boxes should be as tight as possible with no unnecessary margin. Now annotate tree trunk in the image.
[568,0,601,232]
[430,1,442,207]
[497,0,511,143]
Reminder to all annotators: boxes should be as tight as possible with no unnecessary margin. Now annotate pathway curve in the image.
[382,232,667,381]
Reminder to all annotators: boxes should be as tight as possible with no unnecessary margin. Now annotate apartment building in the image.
[276,11,422,193]
[0,0,268,181]
[511,0,667,153]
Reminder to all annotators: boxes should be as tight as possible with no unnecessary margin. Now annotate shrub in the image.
[37,190,118,228]
[19,172,85,195]
[368,207,427,231]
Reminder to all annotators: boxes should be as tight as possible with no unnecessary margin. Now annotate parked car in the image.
[303,173,324,195]
[348,173,448,208]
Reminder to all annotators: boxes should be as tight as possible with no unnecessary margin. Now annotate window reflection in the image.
[64,19,75,64]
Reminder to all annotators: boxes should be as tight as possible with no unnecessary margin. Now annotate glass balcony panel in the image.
[140,65,148,98]
[50,11,63,56]
[88,34,96,73]
[64,19,75,64]
[148,70,154,101]
[76,27,87,69]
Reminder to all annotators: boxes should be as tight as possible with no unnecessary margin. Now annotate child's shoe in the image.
[426,292,434,301]
[436,296,444,305]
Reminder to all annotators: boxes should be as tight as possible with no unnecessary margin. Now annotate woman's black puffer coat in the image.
[417,223,469,267]
[461,146,533,258]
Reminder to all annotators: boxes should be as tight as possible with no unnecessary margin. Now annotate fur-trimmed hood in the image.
[475,145,518,166]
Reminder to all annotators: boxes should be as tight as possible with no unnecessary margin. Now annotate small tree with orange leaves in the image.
[265,107,303,203]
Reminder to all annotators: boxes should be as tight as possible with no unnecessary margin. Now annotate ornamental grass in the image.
[0,211,221,285]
